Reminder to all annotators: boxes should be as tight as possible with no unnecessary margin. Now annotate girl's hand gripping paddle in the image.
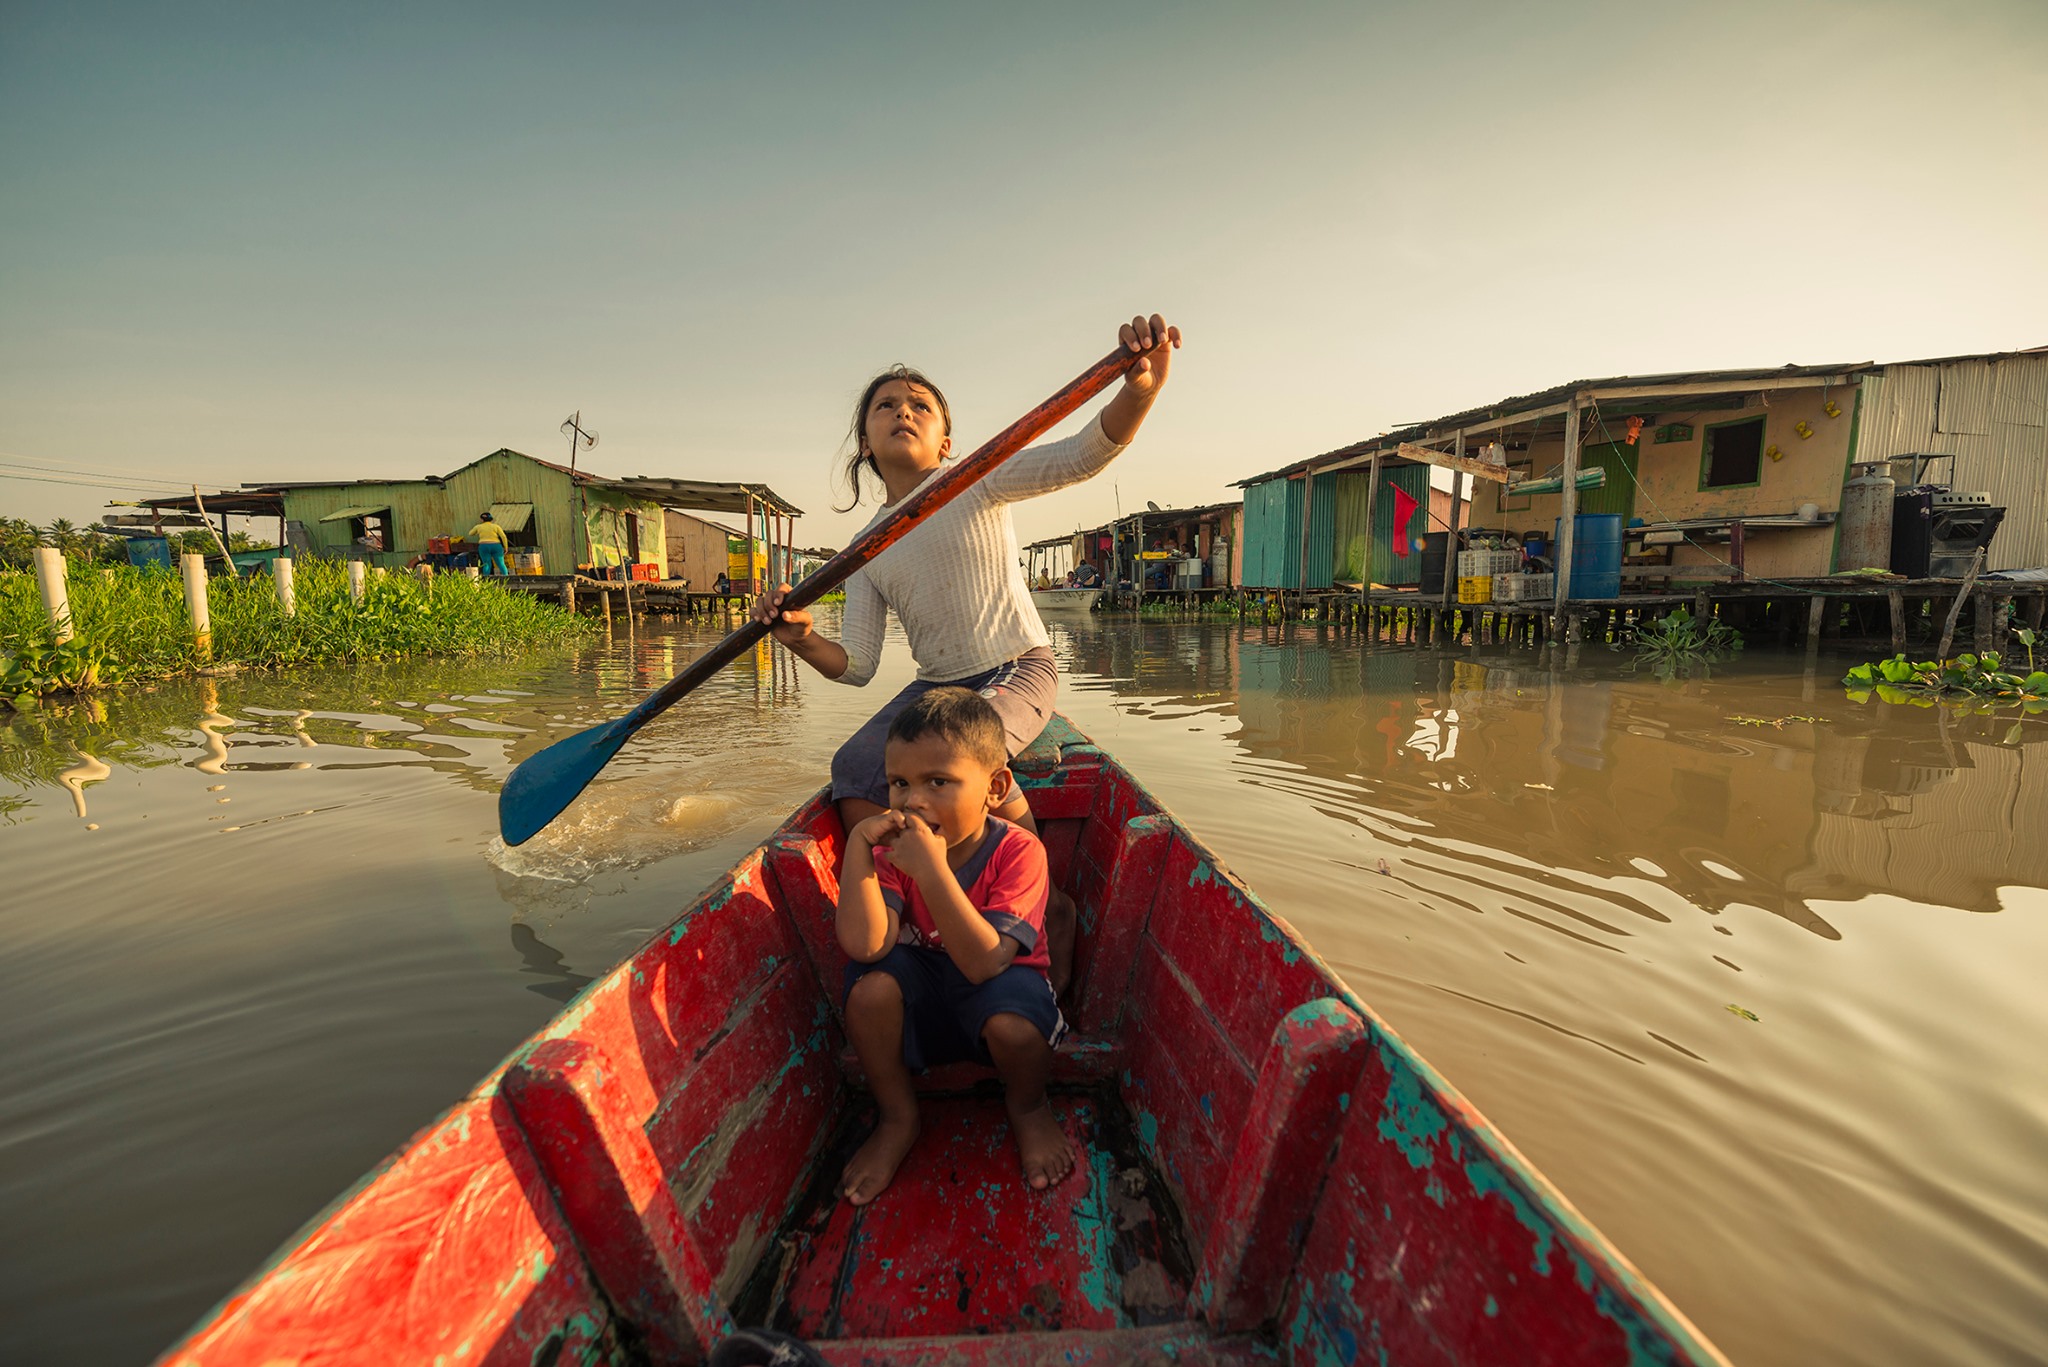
[499,343,1139,846]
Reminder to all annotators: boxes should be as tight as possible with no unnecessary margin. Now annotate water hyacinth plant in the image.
[1842,642,2048,709]
[1621,607,1743,672]
[0,557,588,707]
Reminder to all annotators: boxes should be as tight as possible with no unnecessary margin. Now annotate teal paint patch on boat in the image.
[1463,1156,1557,1276]
[667,879,742,945]
[1071,1125,1123,1317]
[1485,1294,1499,1317]
[1376,1057,1450,1170]
[1255,914,1303,964]
[1136,1109,1160,1149]
[1595,1281,1687,1366]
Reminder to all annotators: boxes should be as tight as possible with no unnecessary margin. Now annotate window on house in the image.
[1701,418,1765,489]
[349,512,391,552]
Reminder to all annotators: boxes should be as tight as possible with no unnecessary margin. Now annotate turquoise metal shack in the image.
[1237,464,1434,590]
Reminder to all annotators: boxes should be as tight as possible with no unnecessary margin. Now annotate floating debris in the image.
[1524,782,1554,791]
[1727,714,1832,729]
[1725,1005,1760,1021]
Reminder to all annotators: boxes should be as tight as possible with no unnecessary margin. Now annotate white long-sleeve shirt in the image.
[833,414,1126,686]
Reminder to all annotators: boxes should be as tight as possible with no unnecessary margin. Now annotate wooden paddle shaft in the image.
[619,344,1138,728]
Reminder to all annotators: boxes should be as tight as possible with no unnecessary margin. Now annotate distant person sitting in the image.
[1033,569,1053,590]
[714,571,731,595]
[468,512,509,575]
[1072,561,1102,588]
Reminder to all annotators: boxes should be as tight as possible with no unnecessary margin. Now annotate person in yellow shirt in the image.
[468,512,509,575]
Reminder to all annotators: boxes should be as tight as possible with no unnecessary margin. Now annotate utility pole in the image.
[562,412,599,573]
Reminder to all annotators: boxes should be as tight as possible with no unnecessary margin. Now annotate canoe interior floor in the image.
[734,1087,1200,1344]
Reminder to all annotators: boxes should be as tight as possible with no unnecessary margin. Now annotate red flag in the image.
[1390,483,1419,558]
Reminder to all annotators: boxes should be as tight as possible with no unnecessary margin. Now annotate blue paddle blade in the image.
[499,715,636,847]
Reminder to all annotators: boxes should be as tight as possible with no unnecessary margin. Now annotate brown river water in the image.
[3,609,2045,1366]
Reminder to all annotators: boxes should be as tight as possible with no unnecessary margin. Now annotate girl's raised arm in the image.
[983,314,1180,504]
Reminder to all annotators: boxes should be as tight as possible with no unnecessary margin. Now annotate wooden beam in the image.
[1395,442,1514,484]
[1583,373,1855,401]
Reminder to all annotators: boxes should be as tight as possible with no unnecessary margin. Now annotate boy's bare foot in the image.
[1009,1098,1075,1191]
[842,1113,920,1206]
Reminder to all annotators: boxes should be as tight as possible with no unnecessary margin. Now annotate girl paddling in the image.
[753,314,1181,991]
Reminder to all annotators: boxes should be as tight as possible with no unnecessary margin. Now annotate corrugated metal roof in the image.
[317,504,390,522]
[488,502,535,532]
[1235,345,2047,490]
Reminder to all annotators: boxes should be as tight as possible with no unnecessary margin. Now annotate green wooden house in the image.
[261,448,667,573]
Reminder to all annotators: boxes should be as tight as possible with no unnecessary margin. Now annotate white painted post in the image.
[372,566,387,580]
[33,547,74,643]
[465,565,480,580]
[347,560,367,603]
[181,553,212,659]
[274,557,296,616]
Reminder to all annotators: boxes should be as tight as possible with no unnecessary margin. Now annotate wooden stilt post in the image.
[1937,548,1985,662]
[1888,589,1905,652]
[1361,451,1382,645]
[33,547,73,643]
[347,561,367,603]
[1974,591,1994,657]
[275,557,296,616]
[1805,595,1825,661]
[1440,433,1465,614]
[182,553,212,660]
[1553,400,1582,631]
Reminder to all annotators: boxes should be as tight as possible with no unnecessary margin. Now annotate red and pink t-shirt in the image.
[873,816,1050,974]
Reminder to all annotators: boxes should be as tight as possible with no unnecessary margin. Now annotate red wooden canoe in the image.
[161,717,1729,1366]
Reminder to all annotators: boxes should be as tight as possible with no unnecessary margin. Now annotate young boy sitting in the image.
[836,687,1072,1205]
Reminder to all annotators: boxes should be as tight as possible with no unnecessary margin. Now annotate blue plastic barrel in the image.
[1555,514,1623,599]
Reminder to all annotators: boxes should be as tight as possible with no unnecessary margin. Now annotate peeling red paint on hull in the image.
[158,717,1731,1367]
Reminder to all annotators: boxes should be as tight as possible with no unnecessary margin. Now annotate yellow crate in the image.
[1456,575,1492,604]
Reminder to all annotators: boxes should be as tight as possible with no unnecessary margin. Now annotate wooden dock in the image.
[495,573,762,620]
[1145,577,2048,658]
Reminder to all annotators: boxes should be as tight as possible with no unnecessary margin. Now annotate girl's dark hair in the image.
[836,364,952,511]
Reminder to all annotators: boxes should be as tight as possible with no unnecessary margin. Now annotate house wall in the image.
[665,510,737,587]
[1852,354,2048,571]
[1471,383,1862,581]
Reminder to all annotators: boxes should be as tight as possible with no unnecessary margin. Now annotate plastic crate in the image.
[1458,549,1523,577]
[630,561,660,582]
[1456,575,1493,604]
[1491,572,1555,603]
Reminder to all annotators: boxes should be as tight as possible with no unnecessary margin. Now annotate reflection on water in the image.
[509,921,594,1004]
[1,613,2044,1366]
[1039,618,2048,1367]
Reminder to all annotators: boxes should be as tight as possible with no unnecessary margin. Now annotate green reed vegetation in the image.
[1,558,588,707]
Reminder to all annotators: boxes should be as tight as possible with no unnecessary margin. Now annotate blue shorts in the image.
[829,647,1058,810]
[843,944,1068,1074]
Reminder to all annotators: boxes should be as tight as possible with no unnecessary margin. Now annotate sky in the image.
[4,0,2045,549]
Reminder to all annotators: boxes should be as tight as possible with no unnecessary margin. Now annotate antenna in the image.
[562,412,598,570]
